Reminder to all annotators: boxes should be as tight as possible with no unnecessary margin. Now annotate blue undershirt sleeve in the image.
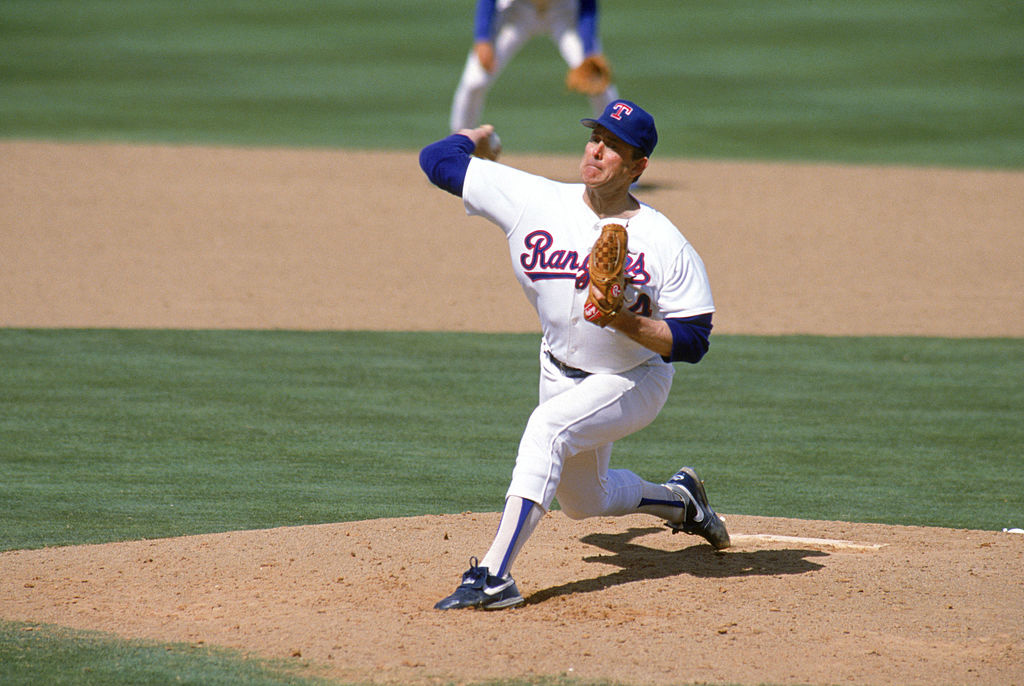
[662,313,713,364]
[578,0,598,55]
[474,0,497,41]
[419,134,476,197]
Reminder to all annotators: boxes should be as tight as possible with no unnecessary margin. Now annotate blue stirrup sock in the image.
[481,496,544,578]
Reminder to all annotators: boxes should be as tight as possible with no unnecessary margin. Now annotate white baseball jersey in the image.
[463,157,715,374]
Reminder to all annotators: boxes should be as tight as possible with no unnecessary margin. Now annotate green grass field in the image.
[2,2,1022,685]
[0,622,337,686]
[1,0,1022,166]
[3,330,1022,553]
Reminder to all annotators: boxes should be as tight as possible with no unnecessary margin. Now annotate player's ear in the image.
[630,155,649,180]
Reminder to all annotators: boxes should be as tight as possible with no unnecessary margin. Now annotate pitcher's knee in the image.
[557,503,589,520]
[555,492,606,520]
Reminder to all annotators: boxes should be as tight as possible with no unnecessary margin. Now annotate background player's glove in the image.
[566,55,613,96]
[583,223,628,327]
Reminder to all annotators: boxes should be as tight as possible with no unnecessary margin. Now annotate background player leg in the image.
[588,86,619,118]
[449,5,537,131]
[450,54,495,132]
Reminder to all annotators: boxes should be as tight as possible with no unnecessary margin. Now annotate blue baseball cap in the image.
[581,99,658,157]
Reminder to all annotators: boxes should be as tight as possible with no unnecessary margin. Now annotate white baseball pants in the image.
[506,347,674,517]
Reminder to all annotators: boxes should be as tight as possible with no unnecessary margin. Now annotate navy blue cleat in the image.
[434,557,525,610]
[664,467,731,550]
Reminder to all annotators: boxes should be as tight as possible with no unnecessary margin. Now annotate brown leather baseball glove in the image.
[583,223,628,327]
[566,54,613,96]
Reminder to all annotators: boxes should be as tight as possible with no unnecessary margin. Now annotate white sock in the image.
[480,496,544,578]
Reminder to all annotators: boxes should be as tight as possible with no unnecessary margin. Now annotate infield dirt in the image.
[1,141,1022,685]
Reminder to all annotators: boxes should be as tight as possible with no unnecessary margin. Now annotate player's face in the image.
[580,127,647,189]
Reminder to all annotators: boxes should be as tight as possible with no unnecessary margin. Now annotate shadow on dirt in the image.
[527,526,828,605]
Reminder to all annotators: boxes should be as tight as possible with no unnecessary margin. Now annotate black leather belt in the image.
[546,351,591,378]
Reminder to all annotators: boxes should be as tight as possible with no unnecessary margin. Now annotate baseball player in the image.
[420,99,730,611]
[450,0,619,132]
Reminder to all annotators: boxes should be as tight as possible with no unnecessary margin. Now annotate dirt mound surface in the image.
[2,514,1022,685]
[2,141,1022,336]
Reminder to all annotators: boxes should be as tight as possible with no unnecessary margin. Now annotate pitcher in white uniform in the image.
[420,99,731,611]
